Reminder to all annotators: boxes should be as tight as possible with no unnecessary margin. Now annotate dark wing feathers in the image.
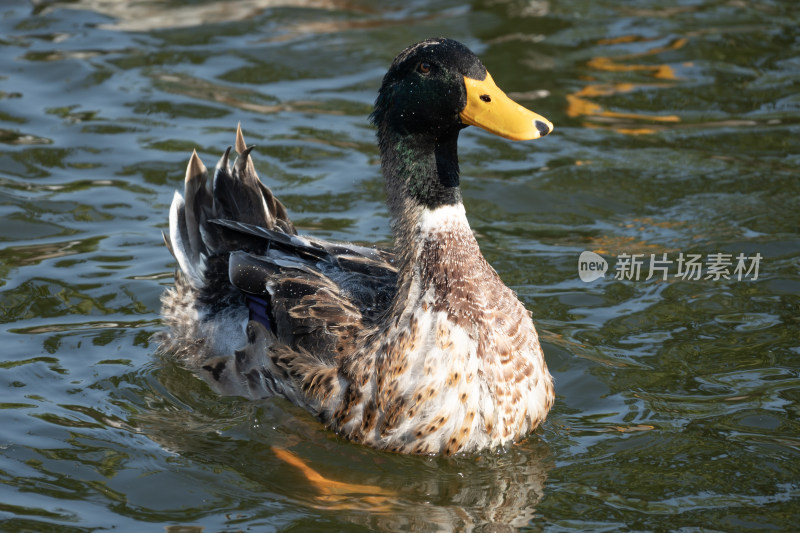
[168,124,397,375]
[228,250,281,295]
[212,219,329,261]
[229,248,395,356]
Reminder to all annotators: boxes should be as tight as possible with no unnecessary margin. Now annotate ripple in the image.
[0,0,799,531]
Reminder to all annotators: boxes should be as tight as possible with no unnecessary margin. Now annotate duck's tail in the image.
[165,123,296,289]
[158,124,297,373]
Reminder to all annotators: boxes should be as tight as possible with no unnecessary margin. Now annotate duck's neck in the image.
[377,126,497,317]
[378,127,464,252]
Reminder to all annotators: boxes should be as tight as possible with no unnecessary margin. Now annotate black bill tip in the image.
[535,120,552,138]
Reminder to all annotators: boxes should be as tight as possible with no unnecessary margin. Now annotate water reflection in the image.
[37,0,447,39]
[134,360,553,531]
[567,35,684,135]
[38,0,372,32]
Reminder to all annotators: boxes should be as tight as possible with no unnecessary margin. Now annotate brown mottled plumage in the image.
[158,38,555,455]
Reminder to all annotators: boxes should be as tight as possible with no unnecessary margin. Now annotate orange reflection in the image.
[567,36,688,135]
[586,57,677,80]
[272,446,398,512]
[586,217,690,256]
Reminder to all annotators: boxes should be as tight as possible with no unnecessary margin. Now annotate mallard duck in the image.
[159,38,554,455]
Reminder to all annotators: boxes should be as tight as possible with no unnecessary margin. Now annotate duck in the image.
[158,37,555,455]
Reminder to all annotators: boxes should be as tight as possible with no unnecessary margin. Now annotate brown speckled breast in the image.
[327,204,554,455]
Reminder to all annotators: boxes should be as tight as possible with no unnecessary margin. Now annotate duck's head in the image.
[370,38,552,142]
[370,38,552,212]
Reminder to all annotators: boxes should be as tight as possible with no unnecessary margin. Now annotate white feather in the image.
[418,204,468,235]
[168,191,204,288]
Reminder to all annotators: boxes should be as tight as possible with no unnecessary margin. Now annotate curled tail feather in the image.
[163,123,296,289]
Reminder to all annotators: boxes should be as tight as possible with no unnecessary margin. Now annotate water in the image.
[1,0,798,530]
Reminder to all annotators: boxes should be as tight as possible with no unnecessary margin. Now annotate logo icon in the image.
[578,251,607,282]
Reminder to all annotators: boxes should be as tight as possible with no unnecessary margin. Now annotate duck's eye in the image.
[417,62,431,74]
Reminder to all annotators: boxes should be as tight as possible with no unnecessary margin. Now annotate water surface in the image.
[1,0,799,530]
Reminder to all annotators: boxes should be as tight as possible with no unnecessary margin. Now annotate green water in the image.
[1,0,798,530]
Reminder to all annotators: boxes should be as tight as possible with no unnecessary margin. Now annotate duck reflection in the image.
[268,442,551,531]
[139,360,552,532]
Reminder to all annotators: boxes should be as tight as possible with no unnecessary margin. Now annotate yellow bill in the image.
[460,72,553,141]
